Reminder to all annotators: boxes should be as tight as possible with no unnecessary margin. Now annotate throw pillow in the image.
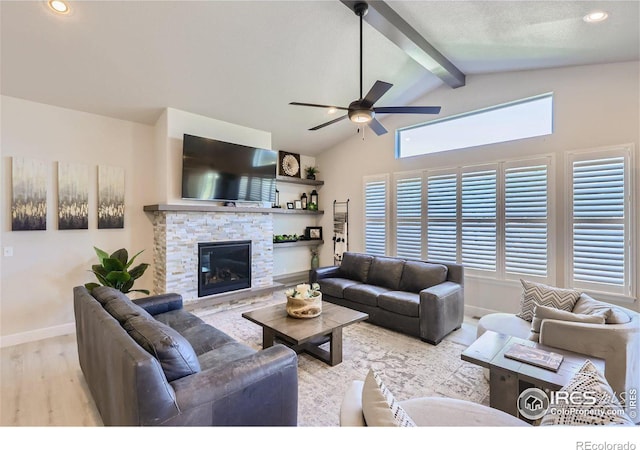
[528,304,608,342]
[362,369,416,427]
[516,280,581,322]
[572,294,630,325]
[124,315,201,382]
[540,360,634,426]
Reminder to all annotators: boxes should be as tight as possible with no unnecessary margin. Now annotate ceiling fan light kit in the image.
[290,1,441,137]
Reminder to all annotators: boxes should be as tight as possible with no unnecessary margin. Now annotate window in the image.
[568,146,634,297]
[396,93,553,158]
[504,164,548,277]
[426,173,458,263]
[395,174,422,259]
[461,168,497,271]
[364,175,388,256]
[388,157,551,281]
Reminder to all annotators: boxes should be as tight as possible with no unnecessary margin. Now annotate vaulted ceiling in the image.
[2,1,638,155]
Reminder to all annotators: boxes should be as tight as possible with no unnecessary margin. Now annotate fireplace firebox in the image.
[198,241,251,297]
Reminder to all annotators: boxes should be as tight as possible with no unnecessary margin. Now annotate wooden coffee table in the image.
[242,301,368,366]
[461,330,605,418]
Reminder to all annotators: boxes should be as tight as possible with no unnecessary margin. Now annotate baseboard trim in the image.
[0,322,76,348]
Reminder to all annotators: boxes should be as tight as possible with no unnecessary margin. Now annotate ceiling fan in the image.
[290,1,441,136]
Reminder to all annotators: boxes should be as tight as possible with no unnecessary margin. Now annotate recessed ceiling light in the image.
[327,107,337,115]
[583,10,608,23]
[48,0,70,14]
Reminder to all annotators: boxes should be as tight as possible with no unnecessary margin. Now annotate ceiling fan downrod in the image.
[354,2,369,100]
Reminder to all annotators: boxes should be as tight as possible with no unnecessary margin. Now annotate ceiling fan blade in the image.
[374,106,442,114]
[309,115,348,131]
[368,118,388,136]
[290,102,348,111]
[361,80,393,108]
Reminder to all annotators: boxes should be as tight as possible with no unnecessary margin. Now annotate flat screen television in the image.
[181,134,277,203]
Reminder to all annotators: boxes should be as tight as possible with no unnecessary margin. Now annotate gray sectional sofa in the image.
[73,286,298,426]
[310,252,464,345]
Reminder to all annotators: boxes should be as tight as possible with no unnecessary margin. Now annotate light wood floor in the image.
[1,333,102,426]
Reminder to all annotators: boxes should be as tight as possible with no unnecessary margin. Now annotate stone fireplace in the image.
[148,206,273,303]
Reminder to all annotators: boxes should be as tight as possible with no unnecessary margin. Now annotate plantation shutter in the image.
[504,164,548,277]
[572,156,626,288]
[364,176,388,256]
[461,169,496,271]
[426,173,457,263]
[395,176,422,259]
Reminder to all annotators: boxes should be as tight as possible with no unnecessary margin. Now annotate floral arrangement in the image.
[286,283,321,299]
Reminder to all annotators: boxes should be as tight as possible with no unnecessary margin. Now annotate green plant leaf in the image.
[129,289,150,295]
[125,249,144,269]
[110,248,129,266]
[103,258,125,272]
[92,271,111,287]
[106,271,131,283]
[122,279,134,292]
[128,263,149,280]
[84,282,100,292]
[92,264,108,277]
[94,246,109,265]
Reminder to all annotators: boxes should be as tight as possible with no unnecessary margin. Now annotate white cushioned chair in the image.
[477,292,640,422]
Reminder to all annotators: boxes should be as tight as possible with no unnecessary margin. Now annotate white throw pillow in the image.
[516,279,581,322]
[528,304,608,342]
[540,360,634,426]
[361,368,416,427]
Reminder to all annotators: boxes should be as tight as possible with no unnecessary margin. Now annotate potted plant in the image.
[304,165,320,180]
[85,246,150,295]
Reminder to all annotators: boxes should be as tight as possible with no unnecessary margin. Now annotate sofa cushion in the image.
[343,284,391,307]
[540,360,634,426]
[362,369,416,427]
[572,294,630,325]
[124,315,201,382]
[377,291,420,317]
[516,279,580,322]
[528,304,608,342]
[198,342,256,371]
[93,287,153,324]
[367,256,405,290]
[318,278,361,299]
[339,252,374,283]
[179,323,241,356]
[399,261,448,293]
[154,309,205,333]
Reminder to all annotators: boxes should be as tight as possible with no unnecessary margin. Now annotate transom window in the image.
[396,93,554,158]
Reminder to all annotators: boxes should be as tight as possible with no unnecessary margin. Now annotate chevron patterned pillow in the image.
[516,279,581,322]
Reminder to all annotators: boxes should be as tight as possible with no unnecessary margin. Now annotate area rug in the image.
[196,294,490,426]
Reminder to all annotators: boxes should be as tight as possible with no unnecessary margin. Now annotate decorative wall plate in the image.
[279,151,301,178]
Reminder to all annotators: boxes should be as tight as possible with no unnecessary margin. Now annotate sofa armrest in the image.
[169,344,299,426]
[540,318,640,401]
[132,293,183,315]
[310,266,342,283]
[419,282,464,345]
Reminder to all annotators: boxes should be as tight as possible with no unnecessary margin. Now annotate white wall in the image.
[316,61,640,315]
[0,96,156,345]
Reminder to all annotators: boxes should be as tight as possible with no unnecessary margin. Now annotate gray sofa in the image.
[73,286,298,426]
[310,252,464,345]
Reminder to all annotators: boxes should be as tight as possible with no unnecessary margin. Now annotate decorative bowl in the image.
[286,292,322,319]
